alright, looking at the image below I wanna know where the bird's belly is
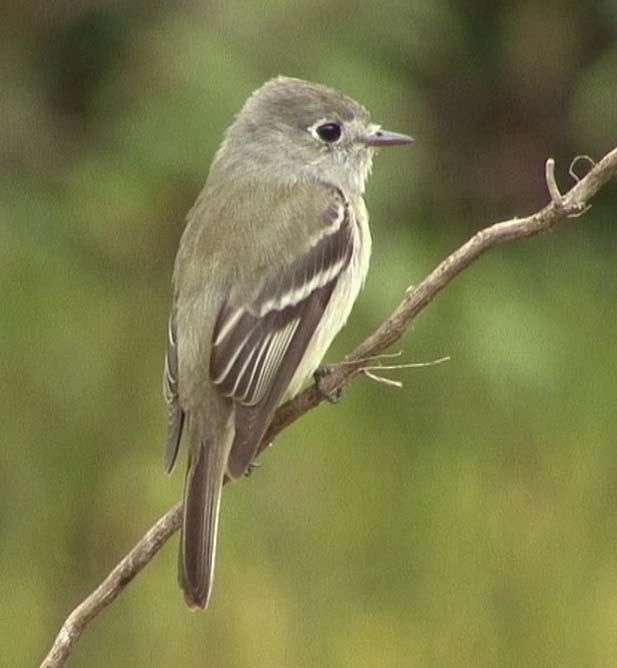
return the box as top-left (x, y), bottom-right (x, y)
top-left (284, 231), bottom-right (371, 400)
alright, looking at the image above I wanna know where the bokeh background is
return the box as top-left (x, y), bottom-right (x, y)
top-left (2, 2), bottom-right (617, 666)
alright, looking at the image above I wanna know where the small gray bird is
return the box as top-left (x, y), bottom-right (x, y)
top-left (163, 76), bottom-right (413, 608)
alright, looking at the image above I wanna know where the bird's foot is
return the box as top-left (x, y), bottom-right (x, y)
top-left (245, 461), bottom-right (262, 478)
top-left (313, 366), bottom-right (343, 404)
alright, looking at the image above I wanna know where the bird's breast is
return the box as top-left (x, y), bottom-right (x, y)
top-left (285, 198), bottom-right (371, 398)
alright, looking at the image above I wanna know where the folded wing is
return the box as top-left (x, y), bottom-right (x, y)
top-left (210, 188), bottom-right (354, 478)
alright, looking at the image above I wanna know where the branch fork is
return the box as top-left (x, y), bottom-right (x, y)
top-left (545, 156), bottom-right (593, 217)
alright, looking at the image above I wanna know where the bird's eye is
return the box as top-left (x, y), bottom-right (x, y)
top-left (315, 122), bottom-right (342, 143)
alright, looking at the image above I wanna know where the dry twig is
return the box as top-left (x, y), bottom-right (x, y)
top-left (361, 356), bottom-right (451, 388)
top-left (39, 148), bottom-right (617, 668)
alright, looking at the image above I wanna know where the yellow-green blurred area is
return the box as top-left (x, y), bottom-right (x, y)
top-left (2, 1), bottom-right (617, 666)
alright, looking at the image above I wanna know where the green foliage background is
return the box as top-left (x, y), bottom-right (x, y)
top-left (2, 2), bottom-right (617, 666)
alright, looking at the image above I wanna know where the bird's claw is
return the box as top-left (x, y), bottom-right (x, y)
top-left (313, 366), bottom-right (343, 404)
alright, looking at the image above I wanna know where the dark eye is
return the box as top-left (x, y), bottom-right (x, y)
top-left (316, 122), bottom-right (341, 143)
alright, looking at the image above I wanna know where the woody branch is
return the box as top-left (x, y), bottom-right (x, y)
top-left (39, 146), bottom-right (617, 668)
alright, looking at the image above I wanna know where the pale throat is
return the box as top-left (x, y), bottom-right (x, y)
top-left (303, 151), bottom-right (374, 195)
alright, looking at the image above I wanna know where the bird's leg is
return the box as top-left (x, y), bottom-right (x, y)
top-left (313, 366), bottom-right (343, 404)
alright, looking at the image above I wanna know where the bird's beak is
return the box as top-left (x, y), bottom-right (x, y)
top-left (360, 129), bottom-right (414, 147)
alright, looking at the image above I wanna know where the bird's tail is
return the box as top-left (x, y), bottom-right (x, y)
top-left (179, 418), bottom-right (233, 609)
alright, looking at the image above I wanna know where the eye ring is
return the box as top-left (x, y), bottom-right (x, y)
top-left (315, 122), bottom-right (342, 143)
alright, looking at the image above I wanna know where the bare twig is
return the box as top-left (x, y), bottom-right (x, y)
top-left (569, 154), bottom-right (595, 182)
top-left (39, 147), bottom-right (617, 668)
top-left (360, 356), bottom-right (451, 389)
top-left (362, 356), bottom-right (451, 371)
top-left (362, 369), bottom-right (404, 388)
top-left (332, 350), bottom-right (405, 365)
top-left (545, 158), bottom-right (564, 207)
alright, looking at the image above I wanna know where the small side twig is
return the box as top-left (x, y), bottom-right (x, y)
top-left (363, 356), bottom-right (451, 372)
top-left (545, 158), bottom-right (564, 207)
top-left (569, 154), bottom-right (595, 182)
top-left (333, 350), bottom-right (405, 366)
top-left (362, 369), bottom-right (404, 388)
top-left (545, 156), bottom-right (589, 216)
top-left (361, 355), bottom-right (451, 389)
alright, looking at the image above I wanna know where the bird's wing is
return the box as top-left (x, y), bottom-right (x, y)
top-left (210, 186), bottom-right (355, 478)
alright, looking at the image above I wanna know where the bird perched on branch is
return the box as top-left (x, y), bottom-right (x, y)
top-left (163, 76), bottom-right (413, 608)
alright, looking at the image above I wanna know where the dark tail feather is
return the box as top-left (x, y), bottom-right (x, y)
top-left (179, 434), bottom-right (229, 609)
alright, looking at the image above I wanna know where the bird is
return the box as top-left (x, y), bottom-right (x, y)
top-left (163, 76), bottom-right (413, 608)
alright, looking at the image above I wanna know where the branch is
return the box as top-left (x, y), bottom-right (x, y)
top-left (39, 147), bottom-right (617, 668)
top-left (263, 148), bottom-right (617, 445)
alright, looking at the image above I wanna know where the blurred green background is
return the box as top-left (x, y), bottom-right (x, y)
top-left (2, 1), bottom-right (617, 666)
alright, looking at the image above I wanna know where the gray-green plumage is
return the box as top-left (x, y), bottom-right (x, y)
top-left (163, 76), bottom-right (413, 608)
